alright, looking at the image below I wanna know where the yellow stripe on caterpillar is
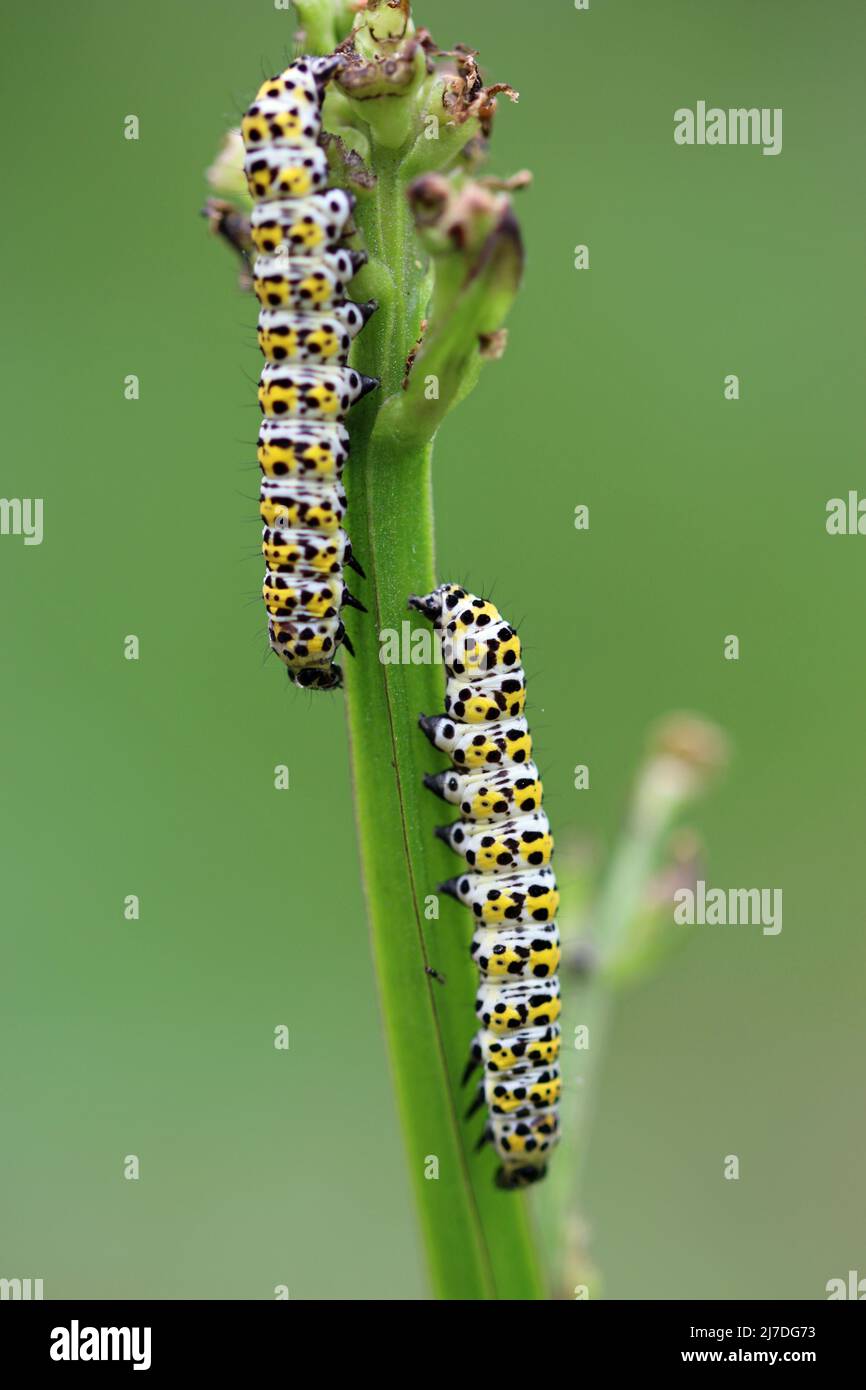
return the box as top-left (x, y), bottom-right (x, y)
top-left (424, 762), bottom-right (542, 820)
top-left (419, 713), bottom-right (533, 769)
top-left (262, 572), bottom-right (344, 621)
top-left (244, 145), bottom-right (330, 201)
top-left (442, 620), bottom-right (522, 680)
top-left (262, 527), bottom-right (349, 575)
top-left (241, 96), bottom-right (322, 151)
top-left (258, 363), bottom-right (378, 421)
top-left (475, 976), bottom-right (562, 1035)
top-left (257, 303), bottom-right (376, 365)
top-left (483, 1066), bottom-right (562, 1117)
top-left (441, 867), bottom-right (560, 926)
top-left (470, 922), bottom-right (561, 980)
top-left (250, 191), bottom-right (356, 257)
top-left (253, 249), bottom-right (366, 312)
top-left (435, 811), bottom-right (553, 872)
top-left (257, 420), bottom-right (350, 480)
top-left (443, 672), bottom-right (527, 724)
top-left (468, 1025), bottom-right (562, 1076)
top-left (486, 1111), bottom-right (560, 1189)
top-left (252, 55), bottom-right (341, 111)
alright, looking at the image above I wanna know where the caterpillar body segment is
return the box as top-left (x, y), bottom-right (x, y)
top-left (470, 921), bottom-right (561, 981)
top-left (413, 584), bottom-right (562, 1189)
top-left (252, 250), bottom-right (367, 314)
top-left (434, 809), bottom-right (553, 872)
top-left (419, 713), bottom-right (533, 769)
top-left (424, 762), bottom-right (543, 825)
top-left (443, 671), bottom-right (527, 724)
top-left (257, 419), bottom-right (350, 480)
top-left (240, 54), bottom-right (378, 690)
top-left (258, 363), bottom-right (378, 423)
top-left (250, 190), bottom-right (356, 257)
top-left (465, 1024), bottom-right (563, 1080)
top-left (441, 866), bottom-right (560, 926)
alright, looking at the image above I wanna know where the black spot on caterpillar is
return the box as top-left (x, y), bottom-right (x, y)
top-left (241, 55), bottom-right (379, 691)
top-left (411, 584), bottom-right (562, 1189)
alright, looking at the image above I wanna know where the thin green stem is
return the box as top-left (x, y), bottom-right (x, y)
top-left (535, 808), bottom-right (677, 1295)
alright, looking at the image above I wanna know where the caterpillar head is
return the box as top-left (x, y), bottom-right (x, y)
top-left (409, 585), bottom-right (500, 632)
top-left (254, 55), bottom-right (343, 109)
top-left (495, 1164), bottom-right (548, 1191)
top-left (408, 589), bottom-right (446, 623)
top-left (269, 617), bottom-right (344, 683)
top-left (294, 54), bottom-right (344, 92)
top-left (291, 664), bottom-right (343, 692)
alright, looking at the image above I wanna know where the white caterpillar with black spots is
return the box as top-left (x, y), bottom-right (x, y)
top-left (412, 584), bottom-right (562, 1189)
top-left (241, 55), bottom-right (378, 691)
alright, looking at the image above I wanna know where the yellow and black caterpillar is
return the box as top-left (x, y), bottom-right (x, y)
top-left (411, 585), bottom-right (562, 1189)
top-left (241, 55), bottom-right (378, 690)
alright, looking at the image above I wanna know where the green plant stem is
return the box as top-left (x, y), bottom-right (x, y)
top-left (291, 0), bottom-right (338, 54)
top-left (342, 155), bottom-right (545, 1300)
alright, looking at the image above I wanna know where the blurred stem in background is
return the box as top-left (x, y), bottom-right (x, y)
top-left (535, 716), bottom-right (728, 1298)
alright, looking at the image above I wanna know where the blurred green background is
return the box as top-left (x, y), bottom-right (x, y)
top-left (1, 0), bottom-right (863, 1299)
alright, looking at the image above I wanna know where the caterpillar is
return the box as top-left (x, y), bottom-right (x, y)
top-left (241, 55), bottom-right (379, 691)
top-left (411, 585), bottom-right (562, 1190)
